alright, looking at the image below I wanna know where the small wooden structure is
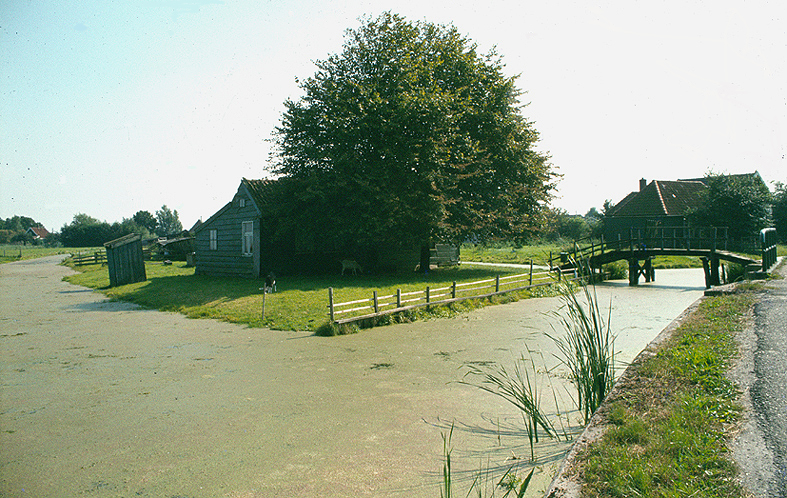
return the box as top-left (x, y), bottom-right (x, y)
top-left (104, 233), bottom-right (146, 287)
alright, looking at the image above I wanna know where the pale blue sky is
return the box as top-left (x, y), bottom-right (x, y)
top-left (2, 0), bottom-right (785, 232)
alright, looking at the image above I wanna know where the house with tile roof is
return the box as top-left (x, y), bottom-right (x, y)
top-left (604, 173), bottom-right (766, 238)
top-left (26, 226), bottom-right (50, 240)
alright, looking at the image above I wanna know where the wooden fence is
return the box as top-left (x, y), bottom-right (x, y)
top-left (72, 251), bottom-right (107, 266)
top-left (328, 263), bottom-right (579, 325)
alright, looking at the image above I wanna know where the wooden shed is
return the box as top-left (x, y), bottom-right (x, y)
top-left (104, 233), bottom-right (147, 287)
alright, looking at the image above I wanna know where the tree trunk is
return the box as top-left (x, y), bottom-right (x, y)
top-left (419, 243), bottom-right (431, 274)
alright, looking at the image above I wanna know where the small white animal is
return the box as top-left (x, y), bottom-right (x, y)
top-left (341, 259), bottom-right (362, 276)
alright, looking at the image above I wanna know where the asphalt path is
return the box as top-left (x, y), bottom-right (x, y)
top-left (733, 262), bottom-right (787, 497)
top-left (1, 256), bottom-right (706, 497)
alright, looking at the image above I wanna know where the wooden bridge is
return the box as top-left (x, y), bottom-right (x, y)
top-left (550, 227), bottom-right (778, 288)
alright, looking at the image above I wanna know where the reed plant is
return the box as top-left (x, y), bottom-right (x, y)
top-left (461, 353), bottom-right (555, 461)
top-left (549, 279), bottom-right (615, 424)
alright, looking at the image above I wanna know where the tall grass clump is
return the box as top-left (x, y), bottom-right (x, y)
top-left (440, 422), bottom-right (535, 498)
top-left (549, 279), bottom-right (615, 424)
top-left (461, 353), bottom-right (555, 461)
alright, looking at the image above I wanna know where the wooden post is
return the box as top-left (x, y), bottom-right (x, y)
top-left (495, 275), bottom-right (500, 293)
top-left (328, 287), bottom-right (335, 322)
top-left (261, 288), bottom-right (267, 320)
top-left (529, 259), bottom-right (533, 286)
top-left (373, 290), bottom-right (379, 313)
top-left (397, 288), bottom-right (402, 308)
top-left (451, 281), bottom-right (457, 299)
top-left (426, 286), bottom-right (431, 304)
top-left (701, 257), bottom-right (711, 289)
top-left (628, 259), bottom-right (639, 286)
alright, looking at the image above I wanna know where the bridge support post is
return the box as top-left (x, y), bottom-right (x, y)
top-left (628, 258), bottom-right (639, 286)
top-left (701, 257), bottom-right (711, 289)
top-left (710, 254), bottom-right (720, 286)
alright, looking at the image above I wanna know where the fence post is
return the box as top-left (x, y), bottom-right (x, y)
top-left (451, 281), bottom-right (457, 299)
top-left (397, 288), bottom-right (402, 308)
top-left (328, 287), bottom-right (335, 322)
top-left (426, 286), bottom-right (431, 304)
top-left (529, 259), bottom-right (533, 286)
top-left (495, 275), bottom-right (500, 293)
top-left (373, 290), bottom-right (379, 314)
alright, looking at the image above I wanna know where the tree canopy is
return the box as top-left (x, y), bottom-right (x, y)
top-left (269, 13), bottom-right (556, 254)
top-left (689, 173), bottom-right (772, 240)
top-left (155, 205), bottom-right (183, 237)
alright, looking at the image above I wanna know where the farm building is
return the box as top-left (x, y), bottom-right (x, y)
top-left (26, 226), bottom-right (50, 240)
top-left (193, 178), bottom-right (434, 278)
top-left (604, 172), bottom-right (766, 237)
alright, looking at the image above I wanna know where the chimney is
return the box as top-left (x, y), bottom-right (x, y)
top-left (640, 178), bottom-right (647, 191)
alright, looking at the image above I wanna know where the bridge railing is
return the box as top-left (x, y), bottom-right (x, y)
top-left (761, 228), bottom-right (778, 271)
top-left (549, 226), bottom-right (730, 270)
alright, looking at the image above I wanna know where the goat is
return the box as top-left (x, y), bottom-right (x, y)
top-left (264, 272), bottom-right (277, 293)
top-left (340, 259), bottom-right (362, 276)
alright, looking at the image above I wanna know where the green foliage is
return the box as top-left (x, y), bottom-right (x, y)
top-left (549, 280), bottom-right (615, 424)
top-left (155, 205), bottom-right (183, 236)
top-left (773, 181), bottom-right (787, 242)
top-left (270, 12), bottom-right (556, 251)
top-left (689, 172), bottom-right (772, 240)
top-left (461, 353), bottom-right (556, 461)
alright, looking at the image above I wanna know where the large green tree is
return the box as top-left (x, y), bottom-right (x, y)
top-left (155, 205), bottom-right (183, 237)
top-left (690, 173), bottom-right (772, 241)
top-left (270, 13), bottom-right (556, 266)
top-left (773, 181), bottom-right (787, 242)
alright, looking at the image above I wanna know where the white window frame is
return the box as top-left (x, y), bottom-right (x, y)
top-left (209, 229), bottom-right (217, 250)
top-left (242, 221), bottom-right (253, 256)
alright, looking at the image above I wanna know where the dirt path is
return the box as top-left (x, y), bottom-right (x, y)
top-left (0, 256), bottom-right (705, 497)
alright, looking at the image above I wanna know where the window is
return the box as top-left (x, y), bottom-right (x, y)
top-left (239, 198), bottom-right (246, 208)
top-left (209, 229), bottom-right (217, 250)
top-left (242, 221), bottom-right (253, 256)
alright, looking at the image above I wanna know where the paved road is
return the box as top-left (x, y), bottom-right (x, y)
top-left (734, 262), bottom-right (787, 497)
top-left (0, 256), bottom-right (706, 497)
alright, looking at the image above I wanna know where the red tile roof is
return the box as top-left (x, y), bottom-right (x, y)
top-left (27, 226), bottom-right (50, 239)
top-left (609, 180), bottom-right (706, 217)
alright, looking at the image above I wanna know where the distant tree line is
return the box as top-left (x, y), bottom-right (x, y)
top-left (1, 206), bottom-right (185, 248)
top-left (59, 206), bottom-right (183, 247)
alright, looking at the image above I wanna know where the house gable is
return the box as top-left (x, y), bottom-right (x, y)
top-left (193, 180), bottom-right (265, 278)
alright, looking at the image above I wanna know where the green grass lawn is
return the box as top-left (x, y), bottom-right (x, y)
top-left (0, 244), bottom-right (92, 264)
top-left (63, 259), bottom-right (534, 332)
top-left (59, 242), bottom-right (785, 333)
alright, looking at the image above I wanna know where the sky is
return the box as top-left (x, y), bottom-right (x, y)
top-left (2, 0), bottom-right (785, 233)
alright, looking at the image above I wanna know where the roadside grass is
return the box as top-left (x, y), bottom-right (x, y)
top-left (461, 242), bottom-right (564, 266)
top-left (0, 245), bottom-right (89, 264)
top-left (63, 260), bottom-right (535, 332)
top-left (577, 288), bottom-right (759, 498)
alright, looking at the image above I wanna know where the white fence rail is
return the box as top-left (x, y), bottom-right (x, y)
top-left (328, 263), bottom-right (580, 325)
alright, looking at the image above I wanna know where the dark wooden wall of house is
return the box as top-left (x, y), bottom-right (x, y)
top-left (194, 192), bottom-right (261, 278)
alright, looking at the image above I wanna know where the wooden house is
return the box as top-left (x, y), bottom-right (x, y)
top-left (193, 178), bottom-right (427, 278)
top-left (193, 179), bottom-right (270, 278)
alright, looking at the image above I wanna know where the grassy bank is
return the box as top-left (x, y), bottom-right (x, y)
top-left (63, 260), bottom-right (539, 332)
top-left (575, 287), bottom-right (760, 497)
